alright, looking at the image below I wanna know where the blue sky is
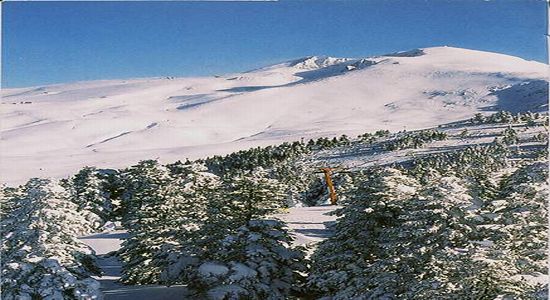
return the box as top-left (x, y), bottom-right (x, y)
top-left (3, 0), bottom-right (547, 88)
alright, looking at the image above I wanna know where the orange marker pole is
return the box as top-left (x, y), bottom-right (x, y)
top-left (321, 168), bottom-right (337, 205)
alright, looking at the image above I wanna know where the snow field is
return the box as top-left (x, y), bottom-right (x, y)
top-left (2, 46), bottom-right (547, 186)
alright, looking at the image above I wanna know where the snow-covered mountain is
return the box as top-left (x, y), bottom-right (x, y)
top-left (1, 46), bottom-right (547, 185)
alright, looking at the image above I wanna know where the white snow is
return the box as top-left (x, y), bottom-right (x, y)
top-left (199, 263), bottom-right (230, 277)
top-left (275, 205), bottom-right (339, 246)
top-left (80, 230), bottom-right (127, 255)
top-left (1, 46), bottom-right (547, 185)
top-left (228, 263), bottom-right (257, 281)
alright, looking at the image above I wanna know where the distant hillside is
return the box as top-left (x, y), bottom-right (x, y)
top-left (1, 46), bottom-right (547, 185)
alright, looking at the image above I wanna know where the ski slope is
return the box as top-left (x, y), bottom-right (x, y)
top-left (1, 46), bottom-right (547, 185)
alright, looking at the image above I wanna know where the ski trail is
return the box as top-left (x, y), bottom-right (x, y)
top-left (276, 205), bottom-right (339, 246)
top-left (80, 231), bottom-right (188, 300)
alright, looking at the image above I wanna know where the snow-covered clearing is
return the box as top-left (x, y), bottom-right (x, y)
top-left (79, 206), bottom-right (338, 299)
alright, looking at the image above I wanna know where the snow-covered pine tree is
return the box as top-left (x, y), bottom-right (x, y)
top-left (416, 258), bottom-right (528, 299)
top-left (220, 168), bottom-right (287, 226)
top-left (479, 161), bottom-right (548, 295)
top-left (330, 172), bottom-right (356, 205)
top-left (1, 178), bottom-right (102, 300)
top-left (471, 113), bottom-right (486, 124)
top-left (184, 168), bottom-right (307, 299)
top-left (396, 175), bottom-right (526, 298)
top-left (157, 162), bottom-right (223, 285)
top-left (309, 166), bottom-right (531, 299)
top-left (502, 126), bottom-right (519, 145)
top-left (118, 160), bottom-right (164, 222)
top-left (378, 175), bottom-right (477, 297)
top-left (273, 157), bottom-right (320, 207)
top-left (0, 185), bottom-right (23, 235)
top-left (467, 171), bottom-right (499, 206)
top-left (119, 160), bottom-right (224, 285)
top-left (383, 129), bottom-right (446, 151)
top-left (407, 142), bottom-right (509, 181)
top-left (191, 220), bottom-right (307, 300)
top-left (67, 166), bottom-right (111, 227)
top-left (307, 167), bottom-right (420, 299)
top-left (118, 160), bottom-right (190, 284)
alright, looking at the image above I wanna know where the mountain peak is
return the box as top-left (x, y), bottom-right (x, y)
top-left (383, 48), bottom-right (425, 57)
top-left (289, 55), bottom-right (352, 70)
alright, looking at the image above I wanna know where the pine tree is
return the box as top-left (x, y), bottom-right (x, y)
top-left (177, 168), bottom-right (307, 299)
top-left (273, 158), bottom-right (319, 207)
top-left (118, 160), bottom-right (188, 284)
top-left (1, 178), bottom-right (102, 300)
top-left (308, 166), bottom-right (533, 299)
top-left (118, 160), bottom-right (226, 285)
top-left (190, 220), bottom-right (306, 300)
top-left (331, 172), bottom-right (355, 204)
top-left (0, 185), bottom-right (23, 235)
top-left (67, 166), bottom-right (111, 227)
top-left (308, 168), bottom-right (420, 298)
top-left (382, 175), bottom-right (476, 297)
top-left (479, 161), bottom-right (548, 294)
top-left (471, 113), bottom-right (486, 124)
top-left (502, 126), bottom-right (519, 145)
top-left (158, 162), bottom-right (223, 285)
top-left (221, 168), bottom-right (287, 226)
top-left (416, 259), bottom-right (528, 299)
top-left (394, 175), bottom-right (526, 298)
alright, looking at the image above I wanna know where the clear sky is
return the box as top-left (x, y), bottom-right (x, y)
top-left (2, 0), bottom-right (547, 88)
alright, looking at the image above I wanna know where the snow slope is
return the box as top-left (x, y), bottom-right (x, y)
top-left (1, 47), bottom-right (547, 185)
